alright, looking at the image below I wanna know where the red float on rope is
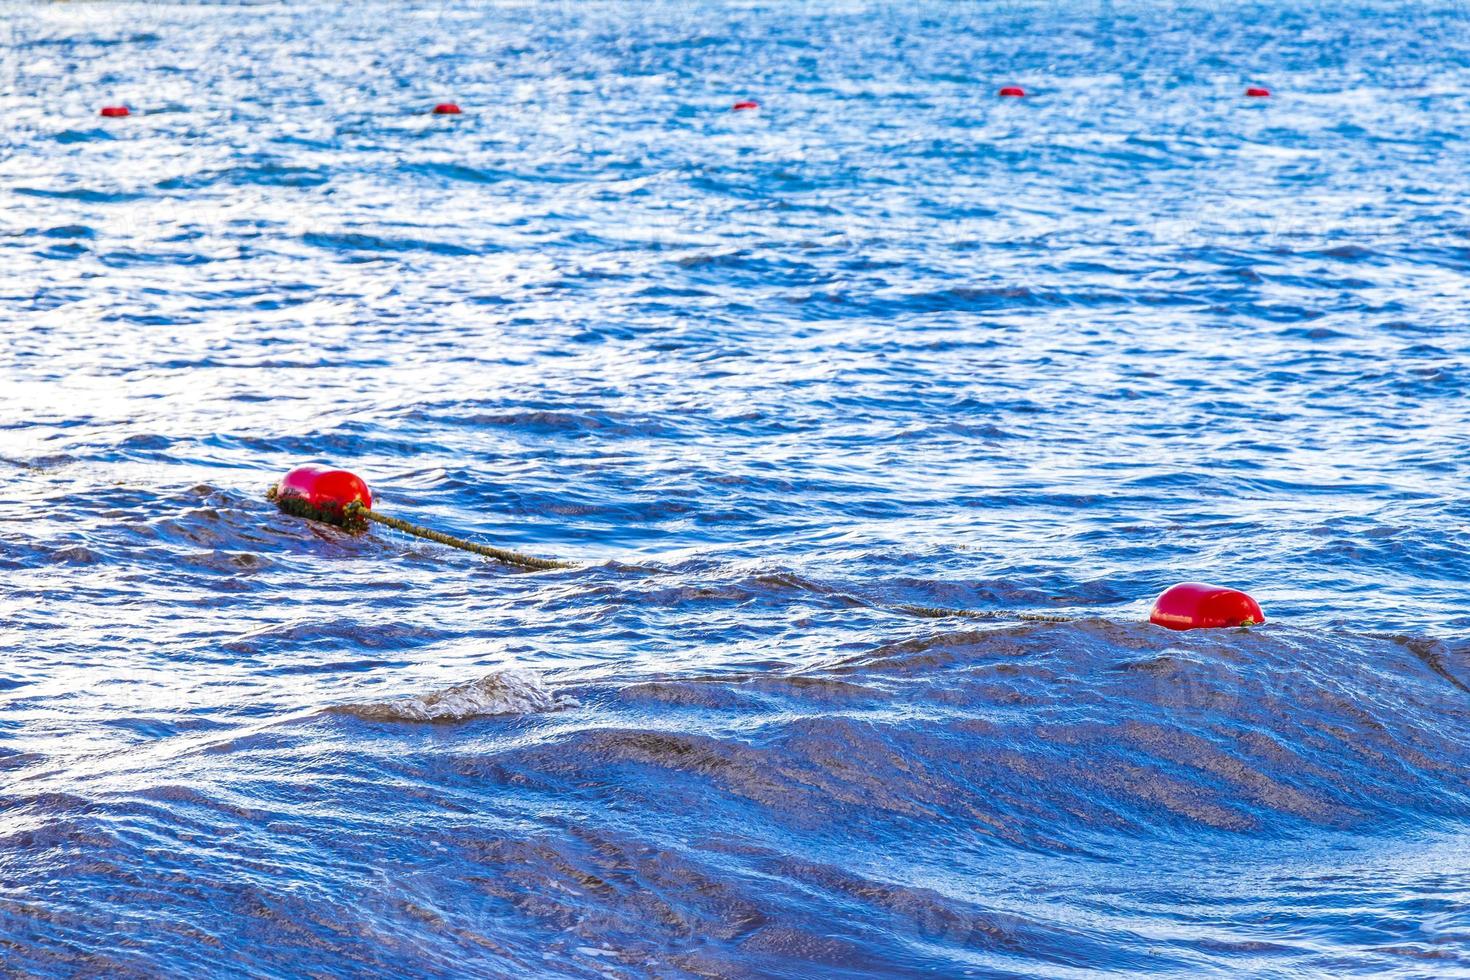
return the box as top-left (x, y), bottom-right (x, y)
top-left (100, 106), bottom-right (130, 117)
top-left (432, 103), bottom-right (462, 115)
top-left (1246, 87), bottom-right (1270, 98)
top-left (272, 464), bottom-right (372, 524)
top-left (732, 100), bottom-right (760, 111)
top-left (1149, 582), bottom-right (1264, 631)
top-left (268, 464), bottom-right (572, 569)
top-left (998, 86), bottom-right (1025, 97)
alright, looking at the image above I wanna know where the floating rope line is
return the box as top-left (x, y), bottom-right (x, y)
top-left (894, 603), bottom-right (1080, 624)
top-left (773, 575), bottom-right (1083, 625)
top-left (267, 464), bottom-right (1265, 630)
top-left (810, 583), bottom-right (1083, 624)
top-left (347, 503), bottom-right (574, 572)
top-left (267, 466), bottom-right (573, 571)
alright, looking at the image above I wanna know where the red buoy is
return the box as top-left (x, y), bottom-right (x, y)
top-left (732, 100), bottom-right (760, 111)
top-left (432, 103), bottom-right (461, 115)
top-left (272, 464), bottom-right (372, 526)
top-left (1149, 582), bottom-right (1264, 631)
top-left (1246, 87), bottom-right (1270, 98)
top-left (100, 106), bottom-right (130, 118)
top-left (998, 86), bottom-right (1025, 97)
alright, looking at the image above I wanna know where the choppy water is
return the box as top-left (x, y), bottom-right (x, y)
top-left (3, 0), bottom-right (1470, 975)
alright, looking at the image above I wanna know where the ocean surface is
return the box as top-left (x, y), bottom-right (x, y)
top-left (3, 1), bottom-right (1469, 975)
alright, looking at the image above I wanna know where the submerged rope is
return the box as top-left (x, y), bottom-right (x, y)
top-left (894, 603), bottom-right (1080, 624)
top-left (346, 503), bottom-right (574, 571)
top-left (753, 573), bottom-right (1082, 627)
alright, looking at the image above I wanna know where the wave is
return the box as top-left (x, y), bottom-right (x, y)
top-left (546, 623), bottom-right (1470, 845)
top-left (330, 669), bottom-right (579, 723)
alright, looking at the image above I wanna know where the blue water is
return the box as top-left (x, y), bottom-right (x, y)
top-left (3, 0), bottom-right (1470, 974)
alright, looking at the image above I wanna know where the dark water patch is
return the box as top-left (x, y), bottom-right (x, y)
top-left (158, 164), bottom-right (332, 191)
top-left (400, 160), bottom-right (516, 185)
top-left (456, 410), bottom-right (687, 440)
top-left (39, 224), bottom-right (97, 240)
top-left (301, 232), bottom-right (480, 257)
top-left (15, 185), bottom-right (147, 203)
top-left (220, 618), bottom-right (456, 657)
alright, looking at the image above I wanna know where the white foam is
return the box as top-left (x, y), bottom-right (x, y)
top-left (341, 669), bottom-right (578, 722)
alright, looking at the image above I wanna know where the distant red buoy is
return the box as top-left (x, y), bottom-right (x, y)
top-left (1246, 87), bottom-right (1270, 98)
top-left (998, 86), bottom-right (1025, 97)
top-left (271, 464), bottom-right (372, 526)
top-left (100, 106), bottom-right (130, 118)
top-left (1149, 582), bottom-right (1264, 631)
top-left (732, 100), bottom-right (760, 111)
top-left (432, 103), bottom-right (461, 115)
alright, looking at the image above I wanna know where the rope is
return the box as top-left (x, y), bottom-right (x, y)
top-left (274, 486), bottom-right (1078, 616)
top-left (894, 602), bottom-right (1080, 624)
top-left (347, 503), bottom-right (575, 571)
top-left (801, 581), bottom-right (1083, 625)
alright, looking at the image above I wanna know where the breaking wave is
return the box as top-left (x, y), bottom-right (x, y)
top-left (331, 669), bottom-right (580, 722)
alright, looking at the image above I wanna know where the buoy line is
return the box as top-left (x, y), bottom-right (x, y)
top-left (268, 463), bottom-right (1265, 631)
top-left (266, 464), bottom-right (572, 571)
top-left (94, 84), bottom-right (1280, 124)
top-left (896, 603), bottom-right (1079, 624)
top-left (350, 505), bottom-right (574, 571)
